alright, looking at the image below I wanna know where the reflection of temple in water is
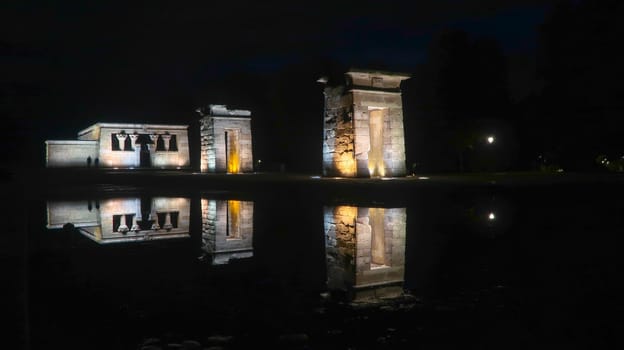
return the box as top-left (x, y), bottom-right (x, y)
top-left (201, 199), bottom-right (254, 264)
top-left (46, 197), bottom-right (191, 243)
top-left (324, 206), bottom-right (406, 301)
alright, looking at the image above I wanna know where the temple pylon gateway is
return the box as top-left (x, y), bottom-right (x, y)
top-left (197, 105), bottom-right (254, 173)
top-left (320, 69), bottom-right (410, 177)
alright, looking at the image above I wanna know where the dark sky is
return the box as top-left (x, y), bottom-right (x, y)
top-left (2, 0), bottom-right (556, 168)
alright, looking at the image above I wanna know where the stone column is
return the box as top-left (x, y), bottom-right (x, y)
top-left (149, 212), bottom-right (160, 230)
top-left (130, 215), bottom-right (140, 233)
top-left (163, 212), bottom-right (173, 231)
top-left (116, 133), bottom-right (128, 150)
top-left (129, 133), bottom-right (140, 149)
top-left (118, 215), bottom-right (129, 234)
top-left (147, 133), bottom-right (158, 154)
top-left (129, 133), bottom-right (140, 166)
top-left (161, 134), bottom-right (172, 151)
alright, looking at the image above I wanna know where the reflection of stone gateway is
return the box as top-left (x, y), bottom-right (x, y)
top-left (324, 205), bottom-right (406, 301)
top-left (201, 199), bottom-right (254, 264)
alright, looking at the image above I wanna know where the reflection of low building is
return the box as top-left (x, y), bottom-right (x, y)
top-left (45, 123), bottom-right (190, 168)
top-left (47, 197), bottom-right (191, 243)
top-left (201, 199), bottom-right (254, 264)
top-left (324, 206), bottom-right (406, 301)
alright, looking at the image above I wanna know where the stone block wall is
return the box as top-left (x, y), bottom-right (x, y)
top-left (45, 141), bottom-right (98, 167)
top-left (323, 86), bottom-right (356, 177)
top-left (324, 206), bottom-right (357, 291)
top-left (46, 200), bottom-right (99, 228)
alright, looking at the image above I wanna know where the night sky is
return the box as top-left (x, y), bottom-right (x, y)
top-left (4, 0), bottom-right (621, 172)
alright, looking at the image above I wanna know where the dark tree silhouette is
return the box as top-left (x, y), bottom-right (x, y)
top-left (533, 0), bottom-right (624, 170)
top-left (407, 29), bottom-right (513, 172)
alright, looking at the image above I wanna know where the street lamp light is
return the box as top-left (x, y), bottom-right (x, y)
top-left (487, 136), bottom-right (495, 144)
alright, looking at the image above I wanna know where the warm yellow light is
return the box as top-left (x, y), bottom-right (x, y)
top-left (368, 109), bottom-right (384, 177)
top-left (226, 131), bottom-right (240, 174)
top-left (335, 154), bottom-right (356, 177)
top-left (370, 207), bottom-right (387, 268)
top-left (335, 206), bottom-right (357, 225)
top-left (227, 200), bottom-right (241, 239)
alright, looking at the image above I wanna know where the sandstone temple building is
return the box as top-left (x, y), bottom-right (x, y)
top-left (320, 69), bottom-right (410, 177)
top-left (45, 123), bottom-right (190, 168)
top-left (198, 105), bottom-right (254, 173)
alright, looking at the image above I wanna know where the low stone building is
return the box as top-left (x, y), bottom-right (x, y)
top-left (324, 205), bottom-right (406, 301)
top-left (45, 123), bottom-right (190, 168)
top-left (198, 105), bottom-right (253, 173)
top-left (320, 69), bottom-right (410, 177)
top-left (201, 198), bottom-right (254, 264)
top-left (46, 197), bottom-right (191, 244)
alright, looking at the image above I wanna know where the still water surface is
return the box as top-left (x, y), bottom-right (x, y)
top-left (20, 182), bottom-right (624, 349)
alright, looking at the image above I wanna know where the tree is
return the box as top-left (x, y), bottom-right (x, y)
top-left (408, 29), bottom-right (512, 172)
top-left (535, 0), bottom-right (624, 170)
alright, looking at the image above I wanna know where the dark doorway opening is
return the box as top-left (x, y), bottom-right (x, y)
top-left (140, 142), bottom-right (151, 167)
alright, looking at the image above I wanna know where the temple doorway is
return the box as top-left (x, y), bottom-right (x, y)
top-left (225, 130), bottom-right (240, 174)
top-left (140, 142), bottom-right (151, 167)
top-left (370, 207), bottom-right (387, 268)
top-left (368, 109), bottom-right (385, 177)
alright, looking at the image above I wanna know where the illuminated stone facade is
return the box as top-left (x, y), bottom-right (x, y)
top-left (324, 205), bottom-right (406, 301)
top-left (47, 197), bottom-right (191, 244)
top-left (45, 123), bottom-right (190, 168)
top-left (321, 69), bottom-right (410, 177)
top-left (198, 105), bottom-right (253, 173)
top-left (201, 198), bottom-right (254, 264)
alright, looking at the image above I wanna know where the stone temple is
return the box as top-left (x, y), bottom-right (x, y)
top-left (198, 105), bottom-right (253, 173)
top-left (45, 123), bottom-right (190, 168)
top-left (320, 69), bottom-right (410, 177)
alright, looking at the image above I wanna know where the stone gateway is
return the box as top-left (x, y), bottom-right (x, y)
top-left (197, 105), bottom-right (254, 173)
top-left (320, 69), bottom-right (410, 177)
